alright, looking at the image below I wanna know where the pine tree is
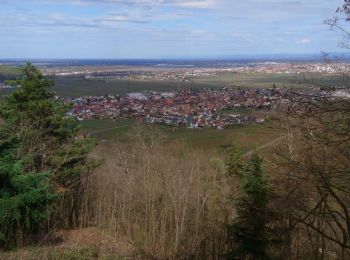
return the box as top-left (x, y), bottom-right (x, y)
top-left (227, 146), bottom-right (244, 176)
top-left (0, 64), bottom-right (98, 184)
top-left (0, 139), bottom-right (57, 248)
top-left (228, 153), bottom-right (270, 260)
top-left (0, 63), bottom-right (99, 248)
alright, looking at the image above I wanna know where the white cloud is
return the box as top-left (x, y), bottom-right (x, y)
top-left (37, 0), bottom-right (217, 9)
top-left (168, 0), bottom-right (216, 9)
top-left (297, 38), bottom-right (312, 44)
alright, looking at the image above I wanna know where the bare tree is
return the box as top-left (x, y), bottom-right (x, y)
top-left (326, 0), bottom-right (350, 50)
top-left (272, 85), bottom-right (350, 258)
top-left (268, 3), bottom-right (350, 258)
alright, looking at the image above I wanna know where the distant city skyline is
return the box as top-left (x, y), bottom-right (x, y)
top-left (0, 0), bottom-right (347, 59)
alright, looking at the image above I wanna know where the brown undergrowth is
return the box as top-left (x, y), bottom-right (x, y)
top-left (78, 139), bottom-right (232, 259)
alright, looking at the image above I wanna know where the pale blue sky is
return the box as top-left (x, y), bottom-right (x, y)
top-left (0, 0), bottom-right (347, 58)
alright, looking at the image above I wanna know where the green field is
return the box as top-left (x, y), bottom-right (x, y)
top-left (0, 65), bottom-right (22, 82)
top-left (1, 72), bottom-right (345, 99)
top-left (0, 65), bottom-right (22, 75)
top-left (79, 118), bottom-right (134, 138)
top-left (192, 73), bottom-right (296, 88)
top-left (79, 119), bottom-right (285, 154)
top-left (52, 77), bottom-right (221, 97)
top-left (49, 72), bottom-right (346, 97)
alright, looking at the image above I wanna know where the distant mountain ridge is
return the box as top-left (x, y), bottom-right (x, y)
top-left (1, 53), bottom-right (350, 68)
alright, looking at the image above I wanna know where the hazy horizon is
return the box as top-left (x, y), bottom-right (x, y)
top-left (1, 52), bottom-right (350, 61)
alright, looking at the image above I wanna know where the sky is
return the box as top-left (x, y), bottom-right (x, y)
top-left (0, 0), bottom-right (347, 59)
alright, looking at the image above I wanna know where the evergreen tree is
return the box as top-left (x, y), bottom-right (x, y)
top-left (0, 64), bottom-right (98, 184)
top-left (0, 63), bottom-right (98, 248)
top-left (0, 138), bottom-right (57, 248)
top-left (227, 146), bottom-right (244, 176)
top-left (228, 153), bottom-right (270, 260)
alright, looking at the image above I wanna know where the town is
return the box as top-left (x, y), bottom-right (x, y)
top-left (42, 62), bottom-right (350, 81)
top-left (0, 83), bottom-right (13, 89)
top-left (67, 88), bottom-right (287, 129)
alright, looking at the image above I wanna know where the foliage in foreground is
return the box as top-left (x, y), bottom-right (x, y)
top-left (226, 150), bottom-right (273, 260)
top-left (0, 141), bottom-right (57, 248)
top-left (0, 64), bottom-right (98, 249)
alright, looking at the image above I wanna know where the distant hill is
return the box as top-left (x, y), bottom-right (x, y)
top-left (1, 53), bottom-right (350, 69)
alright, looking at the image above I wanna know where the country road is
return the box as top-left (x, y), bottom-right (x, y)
top-left (243, 134), bottom-right (288, 157)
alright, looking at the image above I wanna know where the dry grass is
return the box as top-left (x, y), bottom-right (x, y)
top-left (0, 228), bottom-right (135, 260)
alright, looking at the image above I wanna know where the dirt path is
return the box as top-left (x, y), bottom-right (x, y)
top-left (87, 124), bottom-right (131, 137)
top-left (243, 134), bottom-right (287, 157)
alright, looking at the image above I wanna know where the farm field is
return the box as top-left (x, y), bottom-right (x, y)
top-left (51, 72), bottom-right (346, 97)
top-left (79, 118), bottom-right (286, 154)
top-left (1, 72), bottom-right (345, 99)
top-left (191, 72), bottom-right (345, 88)
top-left (0, 65), bottom-right (22, 75)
